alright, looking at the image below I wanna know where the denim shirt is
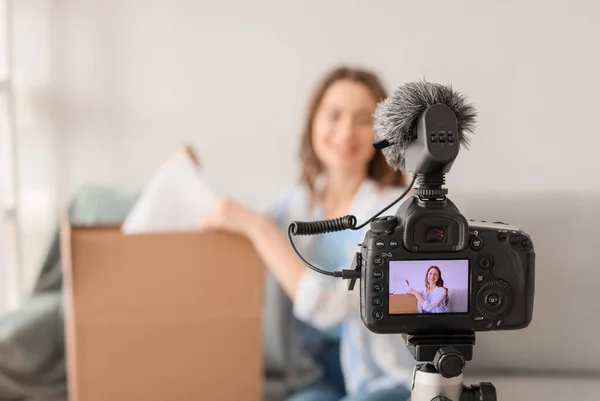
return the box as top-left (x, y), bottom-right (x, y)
top-left (263, 178), bottom-right (416, 396)
top-left (418, 286), bottom-right (450, 313)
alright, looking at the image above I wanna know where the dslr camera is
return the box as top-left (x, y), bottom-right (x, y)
top-left (360, 192), bottom-right (535, 336)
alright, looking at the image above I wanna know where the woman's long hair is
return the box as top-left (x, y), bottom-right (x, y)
top-left (424, 266), bottom-right (449, 306)
top-left (298, 66), bottom-right (408, 200)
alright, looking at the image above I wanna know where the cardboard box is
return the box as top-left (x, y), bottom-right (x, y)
top-left (60, 224), bottom-right (264, 401)
top-left (389, 294), bottom-right (418, 314)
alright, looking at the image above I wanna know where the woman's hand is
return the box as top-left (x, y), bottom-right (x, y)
top-left (405, 280), bottom-right (418, 296)
top-left (406, 285), bottom-right (424, 303)
top-left (200, 197), bottom-right (265, 238)
top-left (201, 196), bottom-right (304, 300)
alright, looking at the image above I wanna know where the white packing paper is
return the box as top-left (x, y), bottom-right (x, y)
top-left (121, 148), bottom-right (217, 234)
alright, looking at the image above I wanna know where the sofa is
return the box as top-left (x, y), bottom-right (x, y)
top-left (456, 191), bottom-right (600, 399)
top-left (0, 187), bottom-right (598, 400)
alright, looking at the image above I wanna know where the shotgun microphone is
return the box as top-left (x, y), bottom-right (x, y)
top-left (373, 80), bottom-right (477, 174)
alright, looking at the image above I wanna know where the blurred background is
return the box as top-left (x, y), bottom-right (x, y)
top-left (0, 0), bottom-right (599, 397)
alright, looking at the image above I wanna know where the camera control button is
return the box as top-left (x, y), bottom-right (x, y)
top-left (469, 237), bottom-right (484, 251)
top-left (497, 232), bottom-right (507, 241)
top-left (475, 319), bottom-right (493, 330)
top-left (373, 270), bottom-right (384, 279)
top-left (477, 255), bottom-right (494, 270)
top-left (510, 235), bottom-right (519, 244)
top-left (372, 297), bottom-right (383, 306)
top-left (372, 310), bottom-right (383, 320)
top-left (374, 257), bottom-right (383, 265)
top-left (476, 280), bottom-right (512, 318)
top-left (485, 293), bottom-right (501, 307)
top-left (375, 239), bottom-right (385, 249)
top-left (389, 239), bottom-right (399, 248)
top-left (373, 283), bottom-right (383, 293)
top-left (522, 239), bottom-right (531, 248)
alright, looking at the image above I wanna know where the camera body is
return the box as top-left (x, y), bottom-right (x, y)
top-left (359, 196), bottom-right (535, 335)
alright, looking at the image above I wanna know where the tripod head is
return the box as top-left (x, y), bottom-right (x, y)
top-left (406, 332), bottom-right (475, 378)
top-left (406, 332), bottom-right (496, 401)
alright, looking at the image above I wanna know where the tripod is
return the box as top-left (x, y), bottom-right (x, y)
top-left (406, 333), bottom-right (496, 401)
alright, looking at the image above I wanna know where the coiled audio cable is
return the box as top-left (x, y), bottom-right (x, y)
top-left (287, 176), bottom-right (416, 278)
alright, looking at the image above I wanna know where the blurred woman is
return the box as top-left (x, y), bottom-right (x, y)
top-left (202, 66), bottom-right (415, 401)
top-left (406, 266), bottom-right (450, 314)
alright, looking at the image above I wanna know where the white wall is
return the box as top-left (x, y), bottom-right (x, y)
top-left (1, 0), bottom-right (59, 305)
top-left (50, 0), bottom-right (600, 208)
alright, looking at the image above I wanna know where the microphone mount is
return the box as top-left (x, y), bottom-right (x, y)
top-left (415, 173), bottom-right (448, 200)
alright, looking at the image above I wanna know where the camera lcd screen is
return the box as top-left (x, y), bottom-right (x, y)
top-left (388, 259), bottom-right (469, 314)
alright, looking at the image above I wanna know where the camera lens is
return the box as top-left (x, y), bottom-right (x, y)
top-left (425, 227), bottom-right (446, 243)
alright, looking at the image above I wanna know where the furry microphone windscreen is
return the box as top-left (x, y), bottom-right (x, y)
top-left (373, 80), bottom-right (478, 171)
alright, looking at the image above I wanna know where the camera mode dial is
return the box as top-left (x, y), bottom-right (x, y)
top-left (370, 216), bottom-right (399, 234)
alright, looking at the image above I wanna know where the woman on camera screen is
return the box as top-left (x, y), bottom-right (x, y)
top-left (406, 266), bottom-right (450, 313)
